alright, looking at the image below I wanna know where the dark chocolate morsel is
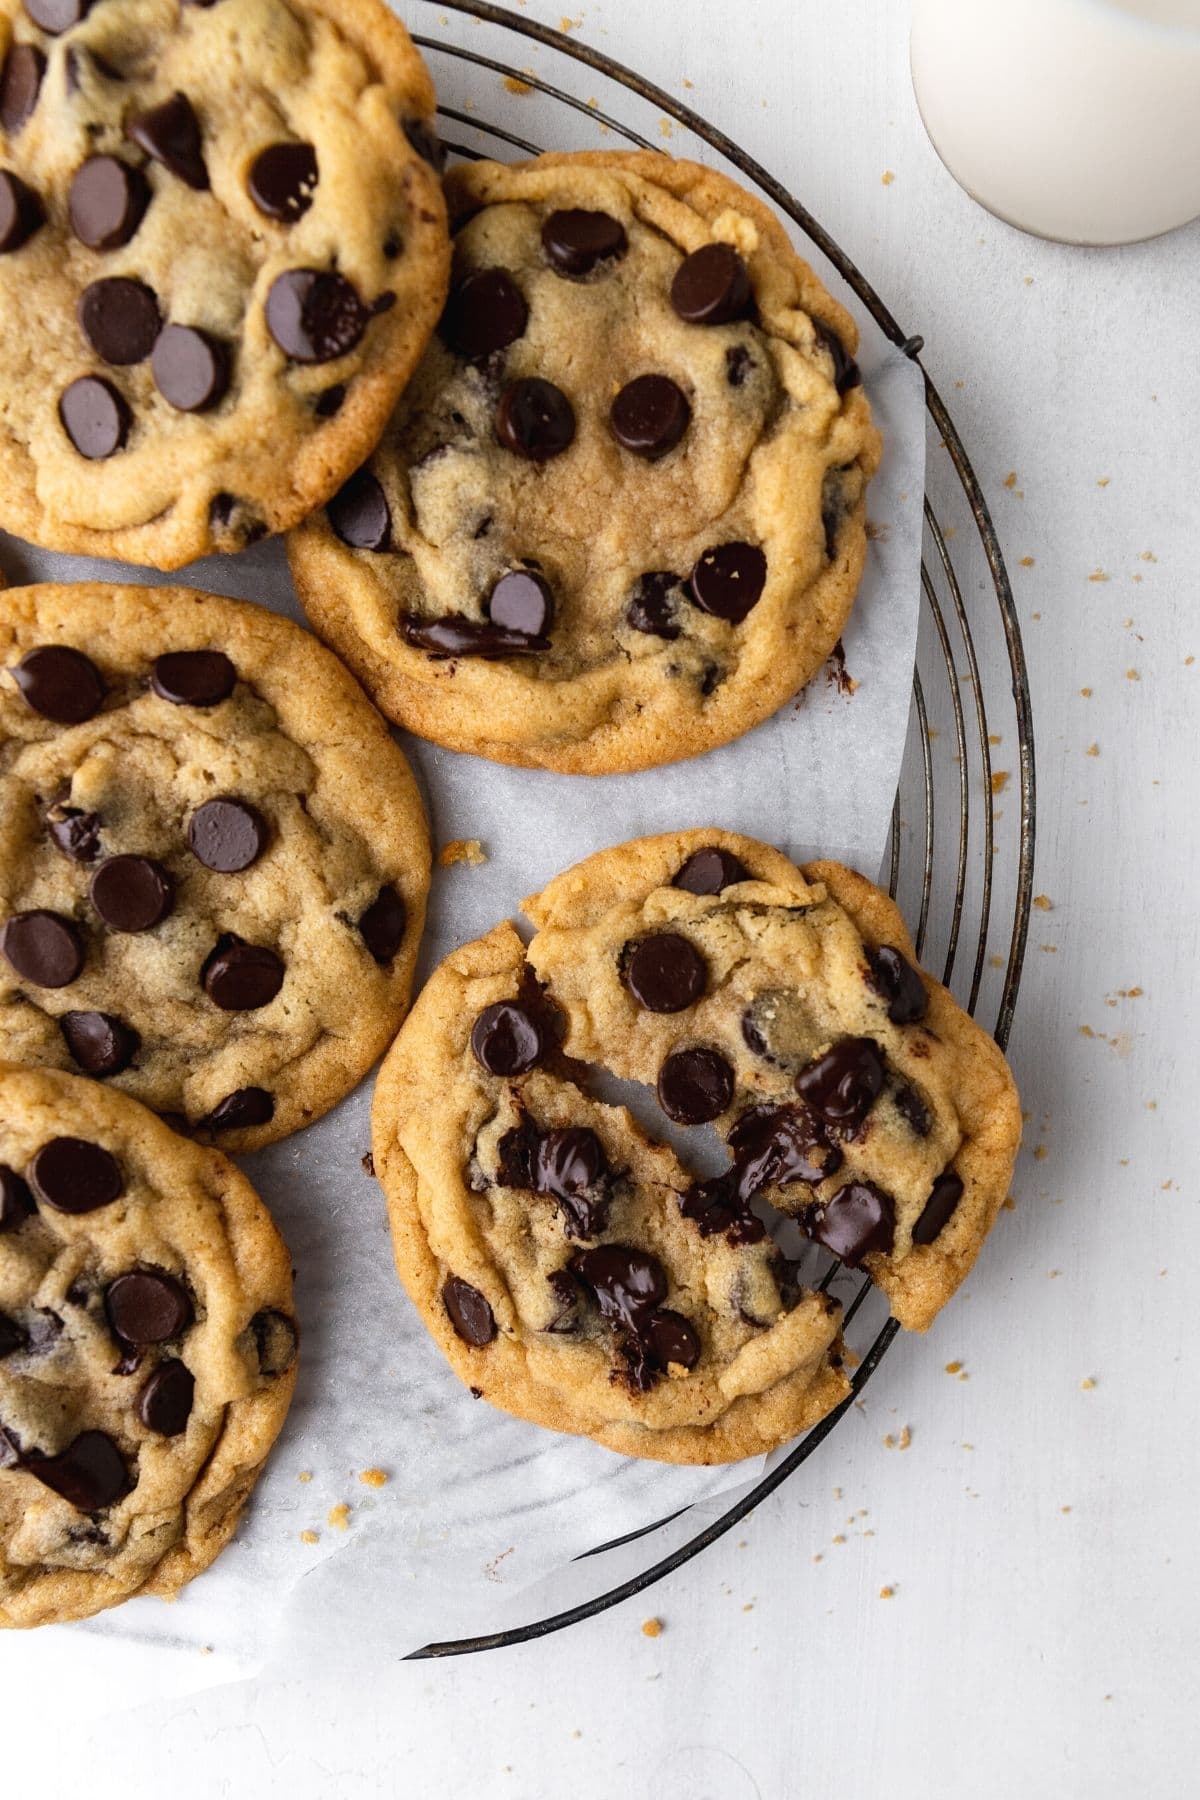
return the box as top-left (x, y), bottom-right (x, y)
top-left (0, 1313), bottom-right (25, 1358)
top-left (10, 644), bottom-right (103, 722)
top-left (29, 1136), bottom-right (123, 1214)
top-left (625, 570), bottom-right (682, 639)
top-left (689, 541), bottom-right (767, 623)
top-left (0, 168), bottom-right (42, 251)
top-left (401, 614), bottom-right (548, 659)
top-left (126, 91), bottom-right (208, 189)
top-left (487, 568), bottom-right (553, 637)
top-left (78, 277), bottom-right (161, 365)
top-left (545, 1267), bottom-right (582, 1333)
top-left (187, 798), bottom-right (267, 873)
top-left (641, 1308), bottom-right (700, 1372)
top-left (23, 1430), bottom-right (128, 1511)
top-left (201, 936), bottom-right (285, 1011)
top-left (726, 1102), bottom-right (842, 1196)
top-left (0, 1166), bottom-right (34, 1232)
top-left (657, 1046), bottom-right (734, 1125)
top-left (358, 884), bottom-right (407, 965)
top-left (266, 268), bottom-right (371, 363)
top-left (47, 805), bottom-right (102, 862)
top-left (912, 1169), bottom-right (964, 1246)
top-left (813, 318), bottom-right (862, 395)
top-left (202, 1087), bottom-right (274, 1132)
top-left (670, 242), bottom-right (752, 325)
top-left (137, 1360), bottom-right (194, 1435)
top-left (89, 855), bottom-right (174, 932)
top-left (725, 343), bottom-right (754, 387)
top-left (610, 373), bottom-right (690, 460)
top-left (0, 42), bottom-right (45, 133)
top-left (250, 1308), bottom-right (298, 1375)
top-left (152, 324), bottom-right (230, 412)
top-left (441, 267), bottom-right (527, 361)
top-left (1, 910), bottom-right (84, 986)
top-left (470, 1000), bottom-right (547, 1076)
top-left (60, 1010), bottom-right (139, 1077)
top-left (622, 932), bottom-right (706, 1013)
top-left (151, 649), bottom-right (236, 707)
top-left (25, 0), bottom-right (94, 31)
top-left (534, 1127), bottom-right (611, 1239)
top-left (495, 376), bottom-right (575, 461)
top-left (68, 155), bottom-right (149, 250)
top-left (807, 1180), bottom-right (895, 1265)
top-left (59, 376), bottom-right (130, 460)
top-left (315, 382), bottom-right (346, 417)
top-left (894, 1083), bottom-right (932, 1138)
top-left (867, 944), bottom-right (929, 1025)
top-left (328, 469), bottom-right (391, 550)
top-left (541, 208), bottom-right (627, 277)
top-left (570, 1243), bottom-right (666, 1333)
top-left (403, 114), bottom-right (445, 172)
top-left (443, 1275), bottom-right (496, 1347)
top-left (795, 1036), bottom-right (886, 1129)
top-left (248, 140), bottom-right (317, 221)
top-left (673, 845), bottom-right (749, 895)
top-left (105, 1269), bottom-right (193, 1345)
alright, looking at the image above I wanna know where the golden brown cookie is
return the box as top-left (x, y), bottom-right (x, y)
top-left (290, 151), bottom-right (882, 774)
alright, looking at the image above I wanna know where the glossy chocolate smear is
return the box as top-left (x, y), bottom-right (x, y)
top-left (78, 277), bottom-right (160, 364)
top-left (623, 1307), bottom-right (701, 1390)
top-left (248, 140), bottom-right (317, 221)
top-left (126, 91), bottom-right (208, 188)
top-left (487, 568), bottom-right (553, 637)
top-left (912, 1169), bottom-right (963, 1246)
top-left (657, 1046), bottom-right (733, 1125)
top-left (673, 846), bottom-right (748, 895)
top-left (689, 541), bottom-right (767, 623)
top-left (328, 469), bottom-right (391, 550)
top-left (137, 1359), bottom-right (194, 1435)
top-left (496, 376), bottom-right (575, 461)
top-left (90, 855), bottom-right (173, 932)
top-left (47, 805), bottom-right (102, 862)
top-left (201, 936), bottom-right (284, 1011)
top-left (533, 1127), bottom-right (612, 1239)
top-left (187, 798), bottom-right (267, 873)
top-left (60, 376), bottom-right (130, 460)
top-left (24, 1430), bottom-right (129, 1511)
top-left (68, 155), bottom-right (149, 250)
top-left (1, 910), bottom-right (84, 986)
top-left (470, 999), bottom-right (547, 1076)
top-left (11, 644), bottom-right (103, 722)
top-left (807, 1180), bottom-right (895, 1264)
top-left (401, 614), bottom-right (548, 659)
top-left (545, 1266), bottom-right (582, 1333)
top-left (25, 0), bottom-right (93, 31)
top-left (569, 1243), bottom-right (666, 1333)
top-left (813, 319), bottom-right (862, 395)
top-left (358, 884), bottom-right (407, 965)
top-left (266, 269), bottom-right (371, 363)
top-left (622, 932), bottom-right (706, 1013)
top-left (29, 1136), bottom-right (123, 1214)
top-left (443, 1275), bottom-right (496, 1347)
top-left (441, 267), bottom-right (527, 361)
top-left (202, 1087), bottom-right (274, 1132)
top-left (795, 1037), bottom-right (885, 1130)
top-left (152, 324), bottom-right (230, 411)
top-left (494, 1117), bottom-right (539, 1190)
top-left (60, 1010), bottom-right (139, 1077)
top-left (0, 42), bottom-right (45, 133)
top-left (867, 944), bottom-right (929, 1025)
top-left (151, 649), bottom-right (235, 707)
top-left (670, 242), bottom-right (751, 325)
top-left (542, 208), bottom-right (627, 277)
top-left (626, 570), bottom-right (682, 639)
top-left (0, 168), bottom-right (42, 252)
top-left (0, 1165), bottom-right (34, 1232)
top-left (728, 1103), bottom-right (843, 1193)
top-left (610, 373), bottom-right (690, 460)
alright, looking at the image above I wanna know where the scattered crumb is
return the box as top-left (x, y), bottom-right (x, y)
top-left (641, 1617), bottom-right (663, 1638)
top-left (361, 1151), bottom-right (375, 1176)
top-left (359, 1468), bottom-right (388, 1489)
top-left (1080, 686), bottom-right (1092, 697)
top-left (559, 14), bottom-right (579, 29)
top-left (1019, 555), bottom-right (1035, 567)
top-left (503, 73), bottom-right (533, 95)
top-left (991, 771), bottom-right (1010, 795)
top-left (199, 1645), bottom-right (214, 1657)
top-left (1086, 743), bottom-right (1100, 757)
top-left (1096, 476), bottom-right (1110, 487)
top-left (899, 1426), bottom-right (912, 1451)
top-left (327, 1502), bottom-right (351, 1531)
top-left (882, 1433), bottom-right (896, 1450)
top-left (1088, 569), bottom-right (1110, 583)
top-left (1140, 550), bottom-right (1157, 563)
top-left (988, 732), bottom-right (1002, 746)
top-left (1033, 893), bottom-right (1052, 911)
top-left (1033, 1145), bottom-right (1048, 1162)
top-left (682, 77), bottom-right (694, 89)
top-left (742, 1602), bottom-right (755, 1613)
top-left (944, 1361), bottom-right (964, 1375)
top-left (298, 1470), bottom-right (312, 1484)
top-left (1039, 944), bottom-right (1057, 953)
top-left (1023, 276), bottom-right (1033, 287)
top-left (1061, 1505), bottom-right (1072, 1514)
top-left (1002, 1194), bottom-right (1016, 1210)
top-left (1081, 1377), bottom-right (1096, 1391)
top-left (879, 1586), bottom-right (896, 1600)
top-left (989, 953), bottom-right (1005, 969)
top-left (1048, 1269), bottom-right (1060, 1279)
top-left (438, 838), bottom-right (487, 867)
top-left (832, 1534), bottom-right (847, 1545)
top-left (300, 1529), bottom-right (319, 1545)
top-left (1126, 668), bottom-right (1140, 681)
top-left (1002, 471), bottom-right (1017, 489)
top-left (812, 1553), bottom-right (823, 1563)
top-left (881, 170), bottom-right (895, 186)
top-left (658, 116), bottom-right (673, 138)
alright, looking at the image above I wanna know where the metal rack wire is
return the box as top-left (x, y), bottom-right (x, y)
top-left (403, 0), bottom-right (1037, 1659)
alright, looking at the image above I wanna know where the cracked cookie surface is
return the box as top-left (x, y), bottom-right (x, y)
top-left (290, 151), bottom-right (882, 775)
top-left (0, 582), bottom-right (429, 1150)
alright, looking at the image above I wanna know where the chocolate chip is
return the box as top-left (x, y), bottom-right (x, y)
top-left (10, 644), bottom-right (103, 722)
top-left (0, 169), bottom-right (41, 252)
top-left (570, 1244), bottom-right (666, 1333)
top-left (137, 1360), bottom-right (193, 1435)
top-left (1, 910), bottom-right (84, 986)
top-left (248, 140), bottom-right (317, 221)
top-left (541, 208), bottom-right (627, 277)
top-left (68, 155), bottom-right (149, 249)
top-left (151, 649), bottom-right (235, 707)
top-left (534, 1127), bottom-right (612, 1239)
top-left (352, 884), bottom-right (405, 967)
top-left (403, 114), bottom-right (445, 171)
top-left (610, 374), bottom-right (690, 460)
top-left (673, 846), bottom-right (749, 895)
top-left (328, 468), bottom-right (391, 550)
top-left (626, 570), bottom-right (682, 639)
top-left (78, 278), bottom-right (161, 364)
top-left (686, 1104), bottom-right (843, 1242)
top-left (725, 344), bottom-right (754, 387)
top-left (657, 1046), bottom-right (733, 1124)
top-left (495, 377), bottom-right (575, 461)
top-left (670, 242), bottom-right (752, 325)
top-left (912, 1170), bottom-right (963, 1246)
top-left (813, 319), bottom-right (862, 395)
top-left (795, 1037), bottom-right (885, 1130)
top-left (689, 541), bottom-right (767, 623)
top-left (0, 1166), bottom-right (34, 1232)
top-left (401, 615), bottom-right (548, 659)
top-left (29, 1136), bottom-right (123, 1213)
top-left (443, 1275), bottom-right (496, 1347)
top-left (47, 805), bottom-right (102, 862)
top-left (807, 1180), bottom-right (895, 1264)
top-left (314, 382), bottom-right (345, 417)
top-left (470, 1000), bottom-right (547, 1076)
top-left (487, 568), bottom-right (553, 637)
top-left (126, 91), bottom-right (208, 189)
top-left (24, 0), bottom-right (93, 31)
top-left (0, 1313), bottom-right (25, 1358)
top-left (494, 1118), bottom-right (538, 1190)
top-left (893, 1083), bottom-right (932, 1138)
top-left (441, 267), bottom-right (527, 361)
top-left (640, 1309), bottom-right (700, 1373)
top-left (622, 933), bottom-right (705, 1013)
top-left (867, 944), bottom-right (929, 1025)
top-left (0, 43), bottom-right (45, 133)
top-left (266, 269), bottom-right (371, 363)
top-left (152, 324), bottom-right (230, 412)
top-left (105, 1270), bottom-right (191, 1346)
top-left (187, 798), bottom-right (267, 873)
top-left (60, 376), bottom-right (130, 460)
top-left (24, 1430), bottom-right (129, 1511)
top-left (202, 1087), bottom-right (274, 1132)
top-left (250, 1308), bottom-right (298, 1375)
top-left (90, 855), bottom-right (173, 932)
top-left (201, 936), bottom-right (284, 1011)
top-left (545, 1267), bottom-right (582, 1333)
top-left (60, 1010), bottom-right (138, 1077)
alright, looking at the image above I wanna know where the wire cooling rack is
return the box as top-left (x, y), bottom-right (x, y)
top-left (403, 0), bottom-right (1037, 1659)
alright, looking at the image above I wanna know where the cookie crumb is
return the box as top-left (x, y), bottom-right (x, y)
top-left (1086, 743), bottom-right (1100, 757)
top-left (300, 1529), bottom-right (319, 1545)
top-left (359, 1467), bottom-right (388, 1488)
top-left (879, 1586), bottom-right (896, 1600)
top-left (881, 170), bottom-right (895, 186)
top-left (1033, 894), bottom-right (1052, 911)
top-left (641, 1617), bottom-right (663, 1638)
top-left (1080, 686), bottom-right (1092, 697)
top-left (1061, 1505), bottom-right (1072, 1514)
top-left (1096, 476), bottom-right (1110, 487)
top-left (361, 1151), bottom-right (375, 1176)
top-left (1002, 471), bottom-right (1017, 489)
top-left (1087, 569), bottom-right (1110, 583)
top-left (944, 1360), bottom-right (963, 1375)
top-left (438, 838), bottom-right (487, 867)
top-left (882, 1433), bottom-right (896, 1449)
top-left (832, 1534), bottom-right (847, 1546)
top-left (503, 73), bottom-right (533, 95)
top-left (1080, 1377), bottom-right (1096, 1390)
top-left (198, 1644), bottom-right (213, 1656)
top-left (1126, 668), bottom-right (1140, 681)
top-left (1019, 555), bottom-right (1035, 567)
top-left (298, 1470), bottom-right (312, 1484)
top-left (327, 1502), bottom-right (351, 1531)
top-left (899, 1425), bottom-right (912, 1450)
top-left (990, 770), bottom-right (1010, 795)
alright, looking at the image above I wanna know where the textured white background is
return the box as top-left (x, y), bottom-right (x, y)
top-left (10, 0), bottom-right (1200, 1792)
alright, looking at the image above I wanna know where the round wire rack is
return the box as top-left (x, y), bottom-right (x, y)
top-left (404, 0), bottom-right (1037, 1659)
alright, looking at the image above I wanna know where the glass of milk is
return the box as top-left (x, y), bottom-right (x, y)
top-left (910, 0), bottom-right (1200, 243)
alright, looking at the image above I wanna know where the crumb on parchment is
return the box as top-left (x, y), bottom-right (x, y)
top-left (503, 72), bottom-right (533, 95)
top-left (879, 1586), bottom-right (896, 1600)
top-left (1081, 1377), bottom-right (1097, 1390)
top-left (945, 1361), bottom-right (964, 1375)
top-left (641, 1617), bottom-right (663, 1638)
top-left (300, 1530), bottom-right (319, 1545)
top-left (359, 1468), bottom-right (389, 1488)
top-left (298, 1470), bottom-right (312, 1484)
top-left (1034, 894), bottom-right (1053, 911)
top-left (327, 1503), bottom-right (351, 1531)
top-left (438, 838), bottom-right (488, 867)
top-left (991, 771), bottom-right (1009, 795)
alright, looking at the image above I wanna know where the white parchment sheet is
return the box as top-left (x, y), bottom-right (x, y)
top-left (0, 325), bottom-right (924, 1709)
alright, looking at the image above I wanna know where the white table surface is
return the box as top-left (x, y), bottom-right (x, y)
top-left (10, 1), bottom-right (1198, 1792)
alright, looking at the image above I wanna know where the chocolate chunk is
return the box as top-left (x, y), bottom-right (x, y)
top-left (0, 169), bottom-right (41, 252)
top-left (24, 0), bottom-right (93, 31)
top-left (1, 910), bottom-right (84, 986)
top-left (673, 846), bottom-right (749, 895)
top-left (0, 43), bottom-right (45, 133)
top-left (542, 208), bottom-right (627, 277)
top-left (78, 277), bottom-right (161, 364)
top-left (545, 1267), bottom-right (582, 1333)
top-left (126, 91), bottom-right (208, 189)
top-left (570, 1244), bottom-right (666, 1335)
top-left (795, 1037), bottom-right (886, 1130)
top-left (813, 319), bottom-right (862, 395)
top-left (105, 1269), bottom-right (192, 1345)
top-left (60, 376), bottom-right (130, 460)
top-left (470, 1000), bottom-right (547, 1076)
top-left (29, 1136), bottom-right (123, 1214)
top-left (10, 644), bottom-right (103, 722)
top-left (358, 884), bottom-right (406, 965)
top-left (250, 1308), bottom-right (298, 1375)
top-left (867, 944), bottom-right (929, 1025)
top-left (152, 324), bottom-right (230, 411)
top-left (315, 382), bottom-right (345, 417)
top-left (60, 1010), bottom-right (139, 1077)
top-left (403, 114), bottom-right (445, 172)
top-left (894, 1083), bottom-right (932, 1137)
top-left (610, 373), bottom-right (690, 460)
top-left (689, 541), bottom-right (767, 623)
top-left (912, 1169), bottom-right (964, 1246)
top-left (151, 649), bottom-right (235, 707)
top-left (328, 469), bottom-right (391, 550)
top-left (266, 269), bottom-right (371, 363)
top-left (487, 569), bottom-right (553, 637)
top-left (442, 1275), bottom-right (496, 1347)
top-left (24, 1430), bottom-right (129, 1511)
top-left (248, 141), bottom-right (317, 221)
top-left (90, 855), bottom-right (173, 932)
top-left (807, 1180), bottom-right (895, 1264)
top-left (47, 805), bottom-right (102, 862)
top-left (725, 343), bottom-right (754, 387)
top-left (187, 798), bottom-right (267, 872)
top-left (202, 1087), bottom-right (274, 1132)
top-left (0, 1166), bottom-right (34, 1232)
top-left (68, 155), bottom-right (150, 249)
top-left (640, 1309), bottom-right (700, 1373)
top-left (658, 1046), bottom-right (734, 1125)
top-left (670, 242), bottom-right (751, 325)
top-left (441, 267), bottom-right (527, 361)
top-left (495, 1117), bottom-right (539, 1190)
top-left (622, 932), bottom-right (705, 1013)
top-left (534, 1127), bottom-right (611, 1239)
top-left (626, 570), bottom-right (682, 639)
top-left (137, 1360), bottom-right (194, 1435)
top-left (0, 1313), bottom-right (26, 1358)
top-left (201, 936), bottom-right (284, 1011)
top-left (495, 377), bottom-right (575, 461)
top-left (401, 614), bottom-right (547, 659)
top-left (730, 1102), bottom-right (842, 1190)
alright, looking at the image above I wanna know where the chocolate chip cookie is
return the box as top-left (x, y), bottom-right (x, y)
top-left (289, 151), bottom-right (882, 775)
top-left (0, 1061), bottom-right (297, 1627)
top-left (0, 582), bottom-right (429, 1149)
top-left (0, 0), bottom-right (449, 566)
top-left (373, 832), bottom-right (1020, 1465)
